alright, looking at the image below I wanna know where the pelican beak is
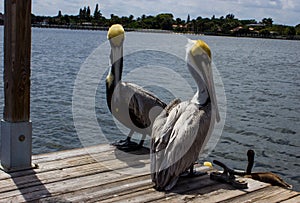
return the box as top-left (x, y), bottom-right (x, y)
top-left (190, 40), bottom-right (220, 122)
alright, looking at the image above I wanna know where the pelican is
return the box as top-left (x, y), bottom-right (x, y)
top-left (244, 150), bottom-right (292, 189)
top-left (151, 39), bottom-right (220, 191)
top-left (106, 24), bottom-right (167, 151)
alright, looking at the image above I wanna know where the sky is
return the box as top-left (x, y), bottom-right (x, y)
top-left (1, 0), bottom-right (299, 26)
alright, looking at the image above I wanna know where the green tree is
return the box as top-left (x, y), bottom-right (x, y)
top-left (93, 4), bottom-right (102, 19)
top-left (142, 15), bottom-right (155, 29)
top-left (83, 7), bottom-right (87, 19)
top-left (261, 18), bottom-right (273, 26)
top-left (296, 24), bottom-right (300, 35)
top-left (187, 14), bottom-right (190, 23)
top-left (110, 14), bottom-right (121, 25)
top-left (260, 29), bottom-right (270, 36)
top-left (156, 13), bottom-right (174, 30)
top-left (60, 14), bottom-right (70, 24)
top-left (220, 14), bottom-right (241, 34)
top-left (285, 26), bottom-right (296, 36)
top-left (87, 6), bottom-right (91, 20)
top-left (240, 19), bottom-right (257, 25)
top-left (79, 7), bottom-right (87, 20)
top-left (79, 8), bottom-right (83, 19)
top-left (176, 18), bottom-right (184, 24)
top-left (58, 10), bottom-right (62, 18)
top-left (129, 15), bottom-right (134, 21)
top-left (226, 13), bottom-right (235, 20)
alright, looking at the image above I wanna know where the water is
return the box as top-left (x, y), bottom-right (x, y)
top-left (0, 27), bottom-right (299, 191)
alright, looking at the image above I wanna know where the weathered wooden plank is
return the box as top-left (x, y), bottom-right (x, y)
top-left (219, 186), bottom-right (299, 203)
top-left (252, 188), bottom-right (299, 203)
top-left (0, 144), bottom-right (139, 180)
top-left (0, 171), bottom-right (149, 202)
top-left (0, 162), bottom-right (106, 194)
top-left (95, 173), bottom-right (216, 203)
top-left (0, 148), bottom-right (151, 201)
top-left (156, 183), bottom-right (238, 203)
top-left (32, 144), bottom-right (114, 163)
top-left (0, 150), bottom-right (151, 195)
top-left (34, 148), bottom-right (115, 171)
top-left (62, 178), bottom-right (153, 202)
top-left (0, 145), bottom-right (114, 180)
top-left (40, 166), bottom-right (210, 202)
top-left (0, 153), bottom-right (94, 180)
top-left (91, 167), bottom-right (215, 202)
top-left (4, 0), bottom-right (31, 121)
top-left (97, 185), bottom-right (161, 203)
top-left (182, 184), bottom-right (243, 203)
top-left (156, 177), bottom-right (269, 203)
top-left (281, 195), bottom-right (300, 203)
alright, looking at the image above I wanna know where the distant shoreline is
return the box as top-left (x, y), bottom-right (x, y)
top-left (31, 24), bottom-right (173, 34)
top-left (31, 24), bottom-right (300, 41)
top-left (1, 24), bottom-right (299, 40)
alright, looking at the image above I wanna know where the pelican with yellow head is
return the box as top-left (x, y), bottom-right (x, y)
top-left (151, 39), bottom-right (220, 190)
top-left (106, 24), bottom-right (166, 151)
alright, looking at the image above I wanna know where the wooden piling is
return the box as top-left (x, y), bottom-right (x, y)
top-left (1, 0), bottom-right (33, 171)
top-left (4, 0), bottom-right (31, 122)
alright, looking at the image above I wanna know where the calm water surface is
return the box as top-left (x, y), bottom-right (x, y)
top-left (0, 27), bottom-right (299, 191)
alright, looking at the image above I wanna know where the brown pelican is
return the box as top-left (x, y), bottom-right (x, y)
top-left (106, 24), bottom-right (167, 151)
top-left (244, 150), bottom-right (292, 189)
top-left (151, 40), bottom-right (220, 190)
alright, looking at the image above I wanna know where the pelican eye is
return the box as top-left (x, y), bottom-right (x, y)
top-left (191, 40), bottom-right (211, 59)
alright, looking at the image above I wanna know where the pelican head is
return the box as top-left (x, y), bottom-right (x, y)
top-left (186, 39), bottom-right (220, 122)
top-left (107, 24), bottom-right (125, 47)
top-left (190, 40), bottom-right (211, 59)
top-left (107, 24), bottom-right (125, 86)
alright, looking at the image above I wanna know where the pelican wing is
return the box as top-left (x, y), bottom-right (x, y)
top-left (152, 100), bottom-right (185, 152)
top-left (151, 102), bottom-right (211, 190)
top-left (150, 99), bottom-right (182, 183)
top-left (124, 82), bottom-right (166, 130)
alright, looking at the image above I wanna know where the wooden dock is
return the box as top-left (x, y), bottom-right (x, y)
top-left (0, 144), bottom-right (299, 202)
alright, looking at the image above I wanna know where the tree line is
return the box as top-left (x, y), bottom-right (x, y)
top-left (14, 3), bottom-right (299, 37)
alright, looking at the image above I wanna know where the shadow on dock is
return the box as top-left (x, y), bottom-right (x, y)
top-left (8, 168), bottom-right (52, 202)
top-left (113, 147), bottom-right (150, 169)
top-left (170, 173), bottom-right (236, 195)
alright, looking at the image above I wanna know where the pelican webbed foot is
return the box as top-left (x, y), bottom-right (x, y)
top-left (180, 164), bottom-right (207, 177)
top-left (111, 138), bottom-right (142, 152)
top-left (111, 132), bottom-right (146, 151)
top-left (110, 139), bottom-right (128, 146)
